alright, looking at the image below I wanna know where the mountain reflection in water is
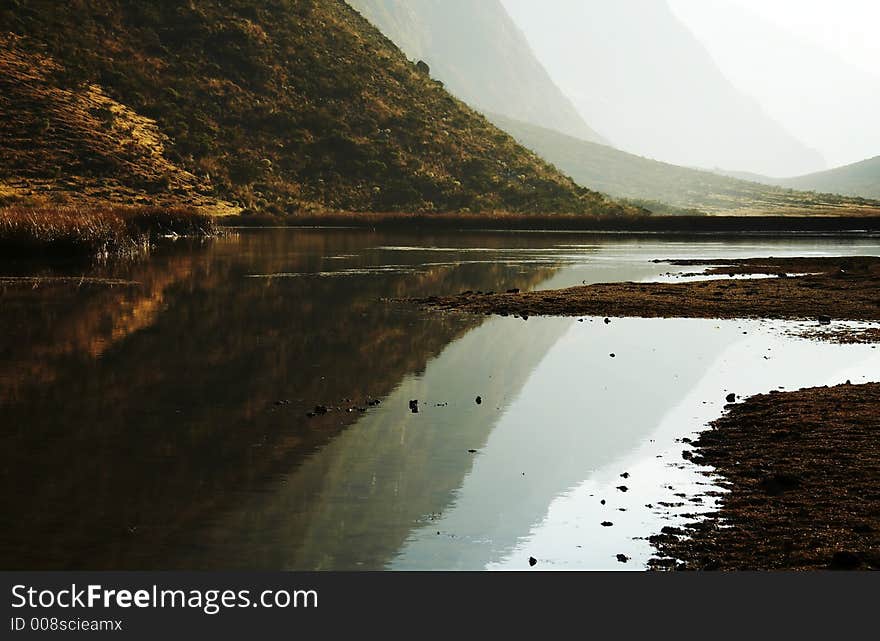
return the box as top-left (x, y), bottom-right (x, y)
top-left (0, 229), bottom-right (876, 569)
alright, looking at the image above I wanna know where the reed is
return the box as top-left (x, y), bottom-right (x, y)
top-left (0, 205), bottom-right (217, 257)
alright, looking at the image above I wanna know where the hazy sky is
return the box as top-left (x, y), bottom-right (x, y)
top-left (671, 0), bottom-right (880, 80)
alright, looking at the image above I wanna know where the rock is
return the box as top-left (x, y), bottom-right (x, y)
top-left (475, 396), bottom-right (482, 405)
top-left (367, 399), bottom-right (381, 407)
top-left (601, 521), bottom-right (614, 527)
top-left (829, 551), bottom-right (861, 570)
top-left (818, 315), bottom-right (832, 325)
top-left (759, 472), bottom-right (801, 495)
top-left (616, 554), bottom-right (630, 563)
top-left (415, 60), bottom-right (430, 75)
top-left (529, 556), bottom-right (537, 567)
top-left (313, 405), bottom-right (328, 415)
top-left (726, 393), bottom-right (736, 403)
top-left (507, 288), bottom-right (520, 294)
top-left (409, 399), bottom-right (419, 414)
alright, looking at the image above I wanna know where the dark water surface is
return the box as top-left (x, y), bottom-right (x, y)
top-left (1, 229), bottom-right (878, 569)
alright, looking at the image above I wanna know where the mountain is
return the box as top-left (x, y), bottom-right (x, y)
top-left (0, 0), bottom-right (631, 217)
top-left (346, 0), bottom-right (605, 144)
top-left (501, 0), bottom-right (825, 177)
top-left (669, 0), bottom-right (880, 170)
top-left (742, 157), bottom-right (880, 201)
top-left (491, 114), bottom-right (880, 216)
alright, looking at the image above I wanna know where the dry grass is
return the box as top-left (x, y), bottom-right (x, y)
top-left (0, 205), bottom-right (217, 256)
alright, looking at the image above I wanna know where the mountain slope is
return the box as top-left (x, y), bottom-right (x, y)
top-left (501, 0), bottom-right (825, 177)
top-left (0, 34), bottom-right (222, 211)
top-left (768, 157), bottom-right (880, 201)
top-left (491, 114), bottom-right (880, 216)
top-left (0, 0), bottom-right (630, 216)
top-left (346, 0), bottom-right (606, 144)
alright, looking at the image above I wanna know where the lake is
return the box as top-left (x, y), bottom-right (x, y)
top-left (1, 228), bottom-right (878, 569)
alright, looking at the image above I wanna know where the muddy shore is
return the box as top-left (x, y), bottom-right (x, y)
top-left (410, 255), bottom-right (880, 570)
top-left (649, 383), bottom-right (880, 570)
top-left (411, 256), bottom-right (880, 328)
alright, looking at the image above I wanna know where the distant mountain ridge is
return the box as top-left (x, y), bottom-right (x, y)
top-left (491, 113), bottom-right (880, 216)
top-left (501, 0), bottom-right (825, 177)
top-left (720, 157), bottom-right (880, 201)
top-left (0, 0), bottom-right (631, 216)
top-left (346, 0), bottom-right (606, 144)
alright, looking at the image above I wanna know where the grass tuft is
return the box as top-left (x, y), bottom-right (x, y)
top-left (0, 205), bottom-right (217, 257)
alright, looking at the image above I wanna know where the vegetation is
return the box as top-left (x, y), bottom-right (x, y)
top-left (346, 0), bottom-right (606, 144)
top-left (489, 113), bottom-right (880, 216)
top-left (0, 0), bottom-right (636, 218)
top-left (757, 155), bottom-right (880, 200)
top-left (0, 205), bottom-right (217, 256)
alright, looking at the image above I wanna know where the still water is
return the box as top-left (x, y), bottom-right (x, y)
top-left (1, 229), bottom-right (878, 570)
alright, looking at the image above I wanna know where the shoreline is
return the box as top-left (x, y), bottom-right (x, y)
top-left (414, 252), bottom-right (880, 571)
top-left (4, 209), bottom-right (880, 260)
top-left (224, 212), bottom-right (880, 233)
top-left (410, 256), bottom-right (880, 332)
top-left (649, 382), bottom-right (880, 571)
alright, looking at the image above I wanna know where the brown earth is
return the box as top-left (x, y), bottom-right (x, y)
top-left (410, 256), bottom-right (880, 328)
top-left (649, 383), bottom-right (880, 571)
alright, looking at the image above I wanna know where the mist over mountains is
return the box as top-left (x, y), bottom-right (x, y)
top-left (492, 114), bottom-right (879, 216)
top-left (0, 0), bottom-right (629, 216)
top-left (1, 0), bottom-right (875, 216)
top-left (501, 0), bottom-right (826, 177)
top-left (347, 0), bottom-right (605, 144)
top-left (670, 0), bottom-right (880, 171)
top-left (730, 156), bottom-right (880, 201)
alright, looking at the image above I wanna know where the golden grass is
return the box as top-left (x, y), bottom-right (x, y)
top-left (0, 205), bottom-right (217, 256)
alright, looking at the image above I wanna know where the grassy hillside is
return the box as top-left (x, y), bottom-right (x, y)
top-left (770, 156), bottom-right (880, 201)
top-left (346, 0), bottom-right (606, 144)
top-left (491, 113), bottom-right (880, 216)
top-left (0, 0), bottom-right (633, 217)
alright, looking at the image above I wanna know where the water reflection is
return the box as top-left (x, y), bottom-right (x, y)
top-left (0, 229), bottom-right (877, 569)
